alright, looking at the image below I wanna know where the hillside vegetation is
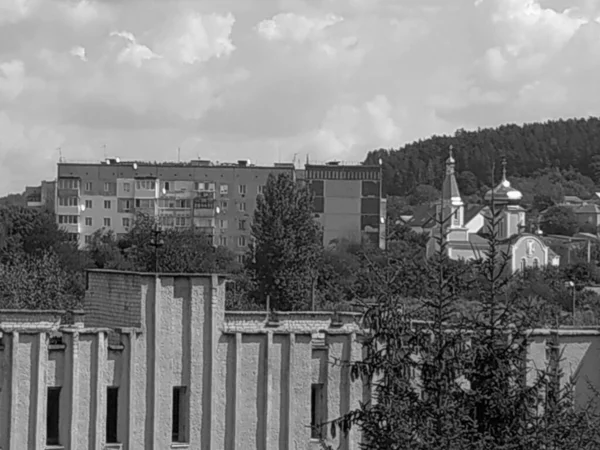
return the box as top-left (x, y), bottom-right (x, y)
top-left (366, 117), bottom-right (600, 200)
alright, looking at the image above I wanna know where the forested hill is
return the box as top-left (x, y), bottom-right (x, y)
top-left (365, 117), bottom-right (600, 197)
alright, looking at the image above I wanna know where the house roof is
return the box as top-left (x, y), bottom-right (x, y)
top-left (564, 195), bottom-right (584, 204)
top-left (574, 204), bottom-right (600, 214)
top-left (408, 204), bottom-right (485, 229)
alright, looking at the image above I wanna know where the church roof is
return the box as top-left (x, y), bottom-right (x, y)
top-left (483, 160), bottom-right (522, 204)
top-left (441, 148), bottom-right (462, 203)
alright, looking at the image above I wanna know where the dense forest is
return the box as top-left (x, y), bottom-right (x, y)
top-left (365, 117), bottom-right (600, 199)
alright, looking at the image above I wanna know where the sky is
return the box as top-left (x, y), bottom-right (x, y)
top-left (1, 0), bottom-right (600, 195)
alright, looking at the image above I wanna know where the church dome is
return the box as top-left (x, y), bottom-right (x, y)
top-left (483, 160), bottom-right (522, 204)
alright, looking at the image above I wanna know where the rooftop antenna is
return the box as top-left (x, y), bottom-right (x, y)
top-left (178, 147), bottom-right (181, 162)
top-left (57, 147), bottom-right (63, 162)
top-left (102, 144), bottom-right (107, 159)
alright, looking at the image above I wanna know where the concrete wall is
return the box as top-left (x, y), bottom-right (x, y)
top-left (4, 270), bottom-right (600, 450)
top-left (0, 271), bottom-right (364, 450)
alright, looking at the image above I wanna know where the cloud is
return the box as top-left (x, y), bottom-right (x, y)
top-left (1, 0), bottom-right (600, 194)
top-left (0, 60), bottom-right (25, 100)
top-left (69, 46), bottom-right (87, 61)
top-left (256, 13), bottom-right (343, 42)
top-left (154, 12), bottom-right (236, 65)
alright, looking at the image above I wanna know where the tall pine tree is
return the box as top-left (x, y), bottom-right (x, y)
top-left (246, 173), bottom-right (323, 311)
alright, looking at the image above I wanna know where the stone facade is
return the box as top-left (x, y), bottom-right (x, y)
top-left (1, 270), bottom-right (600, 449)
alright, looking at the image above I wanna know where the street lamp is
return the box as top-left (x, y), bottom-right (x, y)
top-left (565, 280), bottom-right (576, 324)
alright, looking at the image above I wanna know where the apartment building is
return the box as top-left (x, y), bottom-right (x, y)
top-left (306, 162), bottom-right (387, 248)
top-left (56, 159), bottom-right (296, 260)
top-left (24, 180), bottom-right (56, 211)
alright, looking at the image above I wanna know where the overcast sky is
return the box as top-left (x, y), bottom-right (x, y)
top-left (1, 0), bottom-right (599, 194)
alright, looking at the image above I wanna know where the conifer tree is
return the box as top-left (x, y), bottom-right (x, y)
top-left (323, 166), bottom-right (600, 450)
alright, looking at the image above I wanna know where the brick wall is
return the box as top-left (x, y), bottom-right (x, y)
top-left (84, 270), bottom-right (144, 329)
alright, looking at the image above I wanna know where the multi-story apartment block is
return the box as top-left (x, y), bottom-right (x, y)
top-left (306, 162), bottom-right (386, 248)
top-left (24, 180), bottom-right (56, 211)
top-left (56, 159), bottom-right (296, 259)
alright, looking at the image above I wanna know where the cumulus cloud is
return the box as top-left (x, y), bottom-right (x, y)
top-left (256, 13), bottom-right (343, 42)
top-left (1, 0), bottom-right (600, 194)
top-left (154, 12), bottom-right (236, 65)
top-left (0, 60), bottom-right (25, 101)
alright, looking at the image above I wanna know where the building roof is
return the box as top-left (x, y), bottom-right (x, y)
top-left (574, 203), bottom-right (600, 214)
top-left (564, 195), bottom-right (584, 204)
top-left (441, 149), bottom-right (462, 203)
top-left (408, 203), bottom-right (485, 229)
top-left (483, 160), bottom-right (522, 204)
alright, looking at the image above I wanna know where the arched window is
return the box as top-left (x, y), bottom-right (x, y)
top-left (521, 258), bottom-right (527, 272)
top-left (533, 258), bottom-right (539, 268)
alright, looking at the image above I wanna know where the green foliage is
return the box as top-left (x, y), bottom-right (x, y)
top-left (407, 184), bottom-right (439, 206)
top-left (322, 197), bottom-right (600, 449)
top-left (0, 251), bottom-right (82, 310)
top-left (540, 206), bottom-right (579, 236)
top-left (366, 118), bottom-right (600, 198)
top-left (246, 173), bottom-right (323, 310)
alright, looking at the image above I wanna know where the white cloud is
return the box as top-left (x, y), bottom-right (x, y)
top-left (69, 46), bottom-right (87, 62)
top-left (256, 13), bottom-right (343, 42)
top-left (0, 60), bottom-right (25, 101)
top-left (110, 31), bottom-right (161, 68)
top-left (2, 0), bottom-right (600, 194)
top-left (155, 12), bottom-right (236, 65)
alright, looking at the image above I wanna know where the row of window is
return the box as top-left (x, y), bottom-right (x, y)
top-left (62, 178), bottom-right (266, 195)
top-left (306, 169), bottom-right (380, 181)
top-left (520, 257), bottom-right (540, 271)
top-left (46, 386), bottom-right (188, 446)
top-left (59, 198), bottom-right (248, 213)
top-left (82, 233), bottom-right (249, 247)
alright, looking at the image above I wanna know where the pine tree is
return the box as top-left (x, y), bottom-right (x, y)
top-left (323, 176), bottom-right (600, 449)
top-left (246, 173), bottom-right (323, 310)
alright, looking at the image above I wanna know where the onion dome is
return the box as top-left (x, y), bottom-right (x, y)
top-left (484, 159), bottom-right (522, 204)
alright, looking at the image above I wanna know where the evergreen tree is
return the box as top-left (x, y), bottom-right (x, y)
top-left (323, 193), bottom-right (600, 449)
top-left (246, 173), bottom-right (322, 310)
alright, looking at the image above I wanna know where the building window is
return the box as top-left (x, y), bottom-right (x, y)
top-left (258, 185), bottom-right (265, 195)
top-left (533, 258), bottom-right (539, 268)
top-left (135, 199), bottom-right (155, 209)
top-left (103, 182), bottom-right (110, 192)
top-left (195, 182), bottom-right (215, 191)
top-left (122, 218), bottom-right (130, 228)
top-left (238, 202), bottom-right (246, 212)
top-left (220, 184), bottom-right (229, 195)
top-left (58, 178), bottom-right (79, 189)
top-left (221, 200), bottom-right (228, 210)
top-left (219, 236), bottom-right (227, 246)
top-left (238, 219), bottom-right (247, 231)
top-left (219, 219), bottom-right (228, 229)
top-left (85, 199), bottom-right (93, 209)
top-left (311, 383), bottom-right (325, 439)
top-left (136, 180), bottom-right (156, 190)
top-left (123, 182), bottom-right (131, 192)
top-left (84, 234), bottom-right (92, 244)
top-left (104, 200), bottom-right (111, 209)
top-left (106, 387), bottom-right (119, 444)
top-left (237, 254), bottom-right (245, 264)
top-left (47, 387), bottom-right (61, 446)
top-left (172, 387), bottom-right (188, 443)
top-left (84, 181), bottom-right (93, 191)
top-left (121, 199), bottom-right (132, 212)
top-left (85, 217), bottom-right (92, 226)
top-left (104, 218), bottom-right (111, 227)
top-left (164, 181), bottom-right (170, 191)
top-left (238, 235), bottom-right (247, 247)
top-left (521, 258), bottom-right (527, 272)
top-left (58, 196), bottom-right (78, 207)
top-left (58, 215), bottom-right (78, 224)
top-left (238, 184), bottom-right (246, 195)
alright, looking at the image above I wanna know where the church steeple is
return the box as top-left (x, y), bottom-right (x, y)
top-left (441, 145), bottom-right (462, 206)
top-left (436, 146), bottom-right (467, 240)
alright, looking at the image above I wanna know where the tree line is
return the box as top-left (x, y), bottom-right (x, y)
top-left (368, 117), bottom-right (600, 208)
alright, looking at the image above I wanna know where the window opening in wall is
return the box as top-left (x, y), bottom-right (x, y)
top-left (106, 387), bottom-right (119, 443)
top-left (172, 386), bottom-right (188, 443)
top-left (47, 386), bottom-right (61, 446)
top-left (311, 383), bottom-right (325, 439)
top-left (521, 258), bottom-right (527, 272)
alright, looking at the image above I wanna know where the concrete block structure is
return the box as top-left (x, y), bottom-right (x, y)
top-left (2, 270), bottom-right (600, 449)
top-left (0, 270), bottom-right (364, 449)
